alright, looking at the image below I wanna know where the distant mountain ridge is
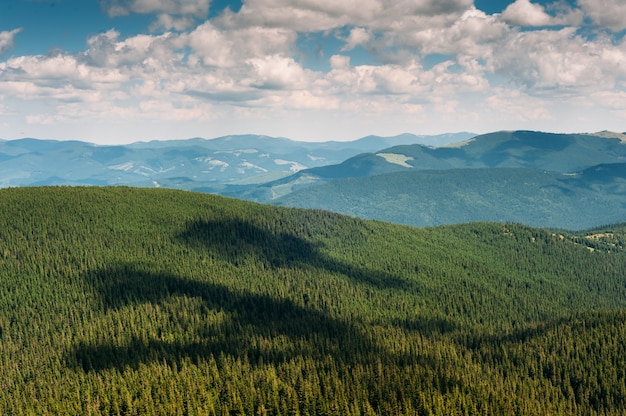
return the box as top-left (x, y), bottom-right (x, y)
top-left (225, 130), bottom-right (626, 203)
top-left (3, 129), bottom-right (626, 230)
top-left (223, 130), bottom-right (626, 230)
top-left (307, 130), bottom-right (626, 179)
top-left (0, 132), bottom-right (474, 189)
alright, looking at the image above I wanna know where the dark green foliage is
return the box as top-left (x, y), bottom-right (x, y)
top-left (1, 186), bottom-right (626, 414)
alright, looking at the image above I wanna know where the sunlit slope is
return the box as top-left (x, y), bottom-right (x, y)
top-left (1, 186), bottom-right (626, 414)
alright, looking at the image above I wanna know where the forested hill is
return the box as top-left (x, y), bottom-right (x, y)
top-left (273, 164), bottom-right (626, 230)
top-left (2, 186), bottom-right (626, 414)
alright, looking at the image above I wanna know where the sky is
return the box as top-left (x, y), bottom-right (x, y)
top-left (1, 0), bottom-right (625, 144)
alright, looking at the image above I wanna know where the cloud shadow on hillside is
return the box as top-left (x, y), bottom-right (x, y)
top-left (177, 218), bottom-right (413, 290)
top-left (68, 217), bottom-right (429, 373)
top-left (70, 266), bottom-right (380, 372)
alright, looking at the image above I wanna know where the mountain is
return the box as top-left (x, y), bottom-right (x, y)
top-left (0, 132), bottom-right (474, 189)
top-left (5, 129), bottom-right (626, 230)
top-left (272, 163), bottom-right (626, 230)
top-left (220, 131), bottom-right (626, 229)
top-left (430, 130), bottom-right (626, 172)
top-left (327, 130), bottom-right (626, 177)
top-left (2, 186), bottom-right (626, 414)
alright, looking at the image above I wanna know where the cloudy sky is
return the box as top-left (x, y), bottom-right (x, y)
top-left (1, 0), bottom-right (625, 144)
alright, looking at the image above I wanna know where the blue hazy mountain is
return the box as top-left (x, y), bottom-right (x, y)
top-left (306, 130), bottom-right (626, 177)
top-left (221, 131), bottom-right (626, 230)
top-left (230, 130), bottom-right (626, 202)
top-left (0, 132), bottom-right (473, 189)
top-left (4, 130), bottom-right (626, 230)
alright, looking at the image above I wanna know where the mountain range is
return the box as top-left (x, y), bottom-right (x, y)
top-left (0, 132), bottom-right (472, 189)
top-left (2, 130), bottom-right (626, 230)
top-left (225, 130), bottom-right (626, 230)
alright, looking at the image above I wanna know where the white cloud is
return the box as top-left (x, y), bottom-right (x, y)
top-left (0, 29), bottom-right (22, 55)
top-left (184, 23), bottom-right (234, 67)
top-left (3, 0), bottom-right (626, 143)
top-left (85, 29), bottom-right (174, 67)
top-left (492, 28), bottom-right (626, 94)
top-left (246, 55), bottom-right (311, 90)
top-left (218, 0), bottom-right (382, 32)
top-left (185, 22), bottom-right (296, 68)
top-left (578, 0), bottom-right (626, 32)
top-left (501, 0), bottom-right (583, 27)
top-left (329, 55), bottom-right (351, 70)
top-left (342, 27), bottom-right (371, 51)
top-left (324, 55), bottom-right (488, 103)
top-left (217, 0), bottom-right (473, 34)
top-left (0, 79), bottom-right (105, 105)
top-left (150, 13), bottom-right (197, 31)
top-left (502, 0), bottom-right (555, 26)
top-left (382, 0), bottom-right (473, 17)
top-left (100, 0), bottom-right (210, 17)
top-left (1, 54), bottom-right (128, 89)
top-left (393, 7), bottom-right (508, 58)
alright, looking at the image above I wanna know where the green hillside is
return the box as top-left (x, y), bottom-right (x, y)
top-left (274, 165), bottom-right (626, 230)
top-left (1, 187), bottom-right (626, 414)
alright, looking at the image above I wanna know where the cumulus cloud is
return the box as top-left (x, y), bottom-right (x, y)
top-left (383, 0), bottom-right (473, 17)
top-left (1, 53), bottom-right (127, 89)
top-left (502, 0), bottom-right (555, 26)
top-left (85, 30), bottom-right (184, 69)
top-left (492, 28), bottom-right (626, 93)
top-left (217, 0), bottom-right (473, 33)
top-left (501, 0), bottom-right (583, 27)
top-left (150, 14), bottom-right (197, 30)
top-left (100, 0), bottom-right (210, 17)
top-left (398, 7), bottom-right (507, 56)
top-left (3, 0), bottom-right (626, 142)
top-left (342, 27), bottom-right (371, 51)
top-left (578, 0), bottom-right (626, 32)
top-left (247, 55), bottom-right (311, 90)
top-left (0, 28), bottom-right (22, 55)
top-left (217, 0), bottom-right (380, 31)
top-left (185, 22), bottom-right (295, 67)
top-left (324, 54), bottom-right (488, 101)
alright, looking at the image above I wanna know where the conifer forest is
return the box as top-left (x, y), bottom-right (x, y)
top-left (1, 186), bottom-right (626, 415)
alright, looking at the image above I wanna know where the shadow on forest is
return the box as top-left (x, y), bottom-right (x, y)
top-left (69, 266), bottom-right (381, 372)
top-left (67, 218), bottom-right (440, 373)
top-left (177, 218), bottom-right (412, 290)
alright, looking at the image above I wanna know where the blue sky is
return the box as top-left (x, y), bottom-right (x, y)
top-left (1, 0), bottom-right (625, 144)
